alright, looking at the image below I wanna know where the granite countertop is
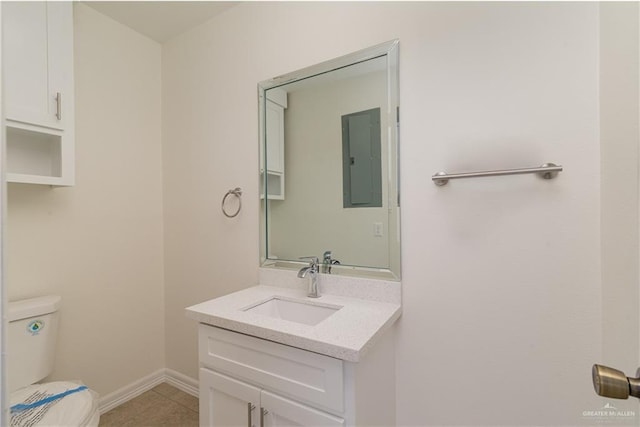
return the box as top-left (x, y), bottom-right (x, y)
top-left (185, 285), bottom-right (401, 362)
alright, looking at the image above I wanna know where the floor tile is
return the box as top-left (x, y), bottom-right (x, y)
top-left (99, 383), bottom-right (198, 427)
top-left (151, 383), bottom-right (181, 399)
top-left (169, 390), bottom-right (199, 412)
top-left (135, 399), bottom-right (194, 426)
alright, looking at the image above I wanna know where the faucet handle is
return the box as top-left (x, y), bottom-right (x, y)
top-left (299, 256), bottom-right (319, 267)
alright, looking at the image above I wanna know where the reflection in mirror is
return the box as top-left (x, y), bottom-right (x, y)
top-left (259, 40), bottom-right (400, 280)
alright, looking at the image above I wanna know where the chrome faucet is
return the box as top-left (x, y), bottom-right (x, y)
top-left (322, 250), bottom-right (341, 274)
top-left (298, 256), bottom-right (320, 298)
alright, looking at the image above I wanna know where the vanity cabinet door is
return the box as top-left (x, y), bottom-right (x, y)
top-left (200, 368), bottom-right (261, 427)
top-left (261, 390), bottom-right (344, 427)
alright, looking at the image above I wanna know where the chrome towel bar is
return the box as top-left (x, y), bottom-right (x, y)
top-left (432, 163), bottom-right (562, 186)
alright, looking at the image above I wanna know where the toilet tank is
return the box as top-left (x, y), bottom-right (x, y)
top-left (8, 295), bottom-right (62, 392)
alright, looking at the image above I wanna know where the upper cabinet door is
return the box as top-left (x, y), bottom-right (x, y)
top-left (265, 100), bottom-right (285, 174)
top-left (264, 88), bottom-right (287, 174)
top-left (3, 1), bottom-right (73, 131)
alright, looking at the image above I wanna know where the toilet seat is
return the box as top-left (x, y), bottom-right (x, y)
top-left (10, 381), bottom-right (99, 427)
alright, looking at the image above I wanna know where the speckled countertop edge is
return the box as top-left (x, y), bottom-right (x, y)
top-left (185, 285), bottom-right (402, 362)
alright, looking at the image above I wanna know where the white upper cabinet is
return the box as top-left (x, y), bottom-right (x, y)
top-left (3, 1), bottom-right (75, 185)
top-left (260, 88), bottom-right (287, 200)
top-left (265, 100), bottom-right (285, 174)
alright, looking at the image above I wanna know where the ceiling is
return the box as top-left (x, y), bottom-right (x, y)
top-left (84, 1), bottom-right (238, 43)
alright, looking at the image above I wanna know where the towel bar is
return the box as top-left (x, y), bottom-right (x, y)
top-left (432, 163), bottom-right (562, 186)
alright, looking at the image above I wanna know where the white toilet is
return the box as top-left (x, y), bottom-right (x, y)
top-left (8, 295), bottom-right (100, 427)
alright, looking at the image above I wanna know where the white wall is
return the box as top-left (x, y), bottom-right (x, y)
top-left (398, 3), bottom-right (603, 424)
top-left (5, 3), bottom-right (165, 397)
top-left (161, 3), bottom-right (261, 377)
top-left (162, 2), bottom-right (608, 425)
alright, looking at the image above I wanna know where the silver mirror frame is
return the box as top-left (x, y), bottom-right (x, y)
top-left (258, 39), bottom-right (400, 280)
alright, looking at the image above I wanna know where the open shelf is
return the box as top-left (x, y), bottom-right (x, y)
top-left (260, 171), bottom-right (284, 200)
top-left (5, 124), bottom-right (71, 186)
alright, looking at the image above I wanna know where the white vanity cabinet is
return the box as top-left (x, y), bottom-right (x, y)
top-left (198, 324), bottom-right (395, 427)
top-left (200, 370), bottom-right (344, 427)
top-left (3, 1), bottom-right (75, 185)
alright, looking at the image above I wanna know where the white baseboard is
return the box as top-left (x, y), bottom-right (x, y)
top-left (98, 368), bottom-right (198, 414)
top-left (164, 368), bottom-right (199, 397)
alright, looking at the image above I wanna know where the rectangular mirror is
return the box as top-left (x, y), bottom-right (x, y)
top-left (259, 40), bottom-right (400, 280)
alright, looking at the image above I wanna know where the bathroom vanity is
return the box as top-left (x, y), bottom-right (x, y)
top-left (186, 39), bottom-right (402, 426)
top-left (186, 270), bottom-right (401, 427)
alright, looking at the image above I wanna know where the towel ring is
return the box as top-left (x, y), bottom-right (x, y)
top-left (222, 187), bottom-right (242, 218)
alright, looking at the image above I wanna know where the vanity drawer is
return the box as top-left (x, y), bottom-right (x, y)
top-left (198, 324), bottom-right (344, 414)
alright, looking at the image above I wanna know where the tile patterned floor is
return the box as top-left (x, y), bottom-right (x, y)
top-left (99, 383), bottom-right (198, 427)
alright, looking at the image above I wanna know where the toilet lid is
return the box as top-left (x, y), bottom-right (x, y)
top-left (11, 381), bottom-right (97, 427)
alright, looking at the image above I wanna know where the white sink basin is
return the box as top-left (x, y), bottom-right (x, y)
top-left (244, 297), bottom-right (342, 326)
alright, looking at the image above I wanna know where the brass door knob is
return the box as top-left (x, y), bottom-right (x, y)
top-left (592, 364), bottom-right (640, 400)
